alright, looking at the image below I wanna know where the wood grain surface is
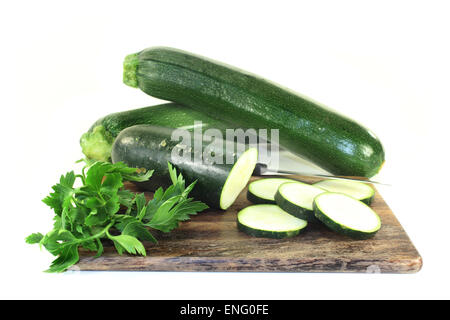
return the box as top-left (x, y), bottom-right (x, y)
top-left (73, 175), bottom-right (422, 273)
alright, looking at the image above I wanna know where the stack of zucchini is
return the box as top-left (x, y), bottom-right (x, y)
top-left (81, 46), bottom-right (385, 238)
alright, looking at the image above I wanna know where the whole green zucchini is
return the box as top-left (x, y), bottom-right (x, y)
top-left (80, 103), bottom-right (234, 162)
top-left (123, 47), bottom-right (385, 177)
top-left (111, 124), bottom-right (258, 209)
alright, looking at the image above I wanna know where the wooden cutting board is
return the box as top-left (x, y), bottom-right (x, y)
top-left (73, 175), bottom-right (422, 273)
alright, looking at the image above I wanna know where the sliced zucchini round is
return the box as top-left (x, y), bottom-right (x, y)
top-left (313, 192), bottom-right (381, 239)
top-left (247, 178), bottom-right (296, 204)
top-left (237, 204), bottom-right (308, 239)
top-left (274, 182), bottom-right (325, 221)
top-left (220, 148), bottom-right (258, 210)
top-left (313, 179), bottom-right (375, 205)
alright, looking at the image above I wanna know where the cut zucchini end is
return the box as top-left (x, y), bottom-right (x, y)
top-left (123, 53), bottom-right (140, 88)
top-left (247, 178), bottom-right (295, 204)
top-left (237, 204), bottom-right (308, 239)
top-left (275, 181), bottom-right (325, 221)
top-left (314, 192), bottom-right (381, 239)
top-left (219, 148), bottom-right (258, 210)
top-left (80, 125), bottom-right (114, 162)
top-left (313, 179), bottom-right (375, 204)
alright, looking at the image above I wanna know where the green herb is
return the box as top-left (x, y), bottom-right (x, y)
top-left (26, 161), bottom-right (208, 272)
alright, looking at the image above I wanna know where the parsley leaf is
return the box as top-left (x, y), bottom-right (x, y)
top-left (25, 233), bottom-right (44, 244)
top-left (108, 234), bottom-right (146, 256)
top-left (42, 171), bottom-right (76, 216)
top-left (46, 244), bottom-right (79, 273)
top-left (146, 197), bottom-right (208, 232)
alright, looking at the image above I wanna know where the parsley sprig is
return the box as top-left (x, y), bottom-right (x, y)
top-left (26, 161), bottom-right (208, 272)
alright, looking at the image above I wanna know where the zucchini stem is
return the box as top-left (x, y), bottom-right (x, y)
top-left (123, 53), bottom-right (140, 88)
top-left (80, 125), bottom-right (114, 162)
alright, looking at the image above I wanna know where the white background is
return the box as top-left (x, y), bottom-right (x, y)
top-left (1, 0), bottom-right (449, 299)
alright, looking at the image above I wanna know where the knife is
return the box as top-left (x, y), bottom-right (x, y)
top-left (253, 163), bottom-right (390, 186)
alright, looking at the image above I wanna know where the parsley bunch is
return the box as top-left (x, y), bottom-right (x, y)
top-left (26, 161), bottom-right (208, 272)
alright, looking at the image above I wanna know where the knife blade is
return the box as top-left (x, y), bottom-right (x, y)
top-left (253, 163), bottom-right (390, 186)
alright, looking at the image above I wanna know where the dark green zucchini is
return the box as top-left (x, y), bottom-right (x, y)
top-left (123, 46), bottom-right (385, 177)
top-left (80, 103), bottom-right (234, 162)
top-left (111, 124), bottom-right (258, 209)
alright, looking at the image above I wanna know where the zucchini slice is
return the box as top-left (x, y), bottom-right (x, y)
top-left (220, 148), bottom-right (259, 210)
top-left (247, 178), bottom-right (296, 204)
top-left (237, 204), bottom-right (308, 239)
top-left (274, 182), bottom-right (325, 221)
top-left (313, 192), bottom-right (381, 239)
top-left (313, 179), bottom-right (375, 205)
